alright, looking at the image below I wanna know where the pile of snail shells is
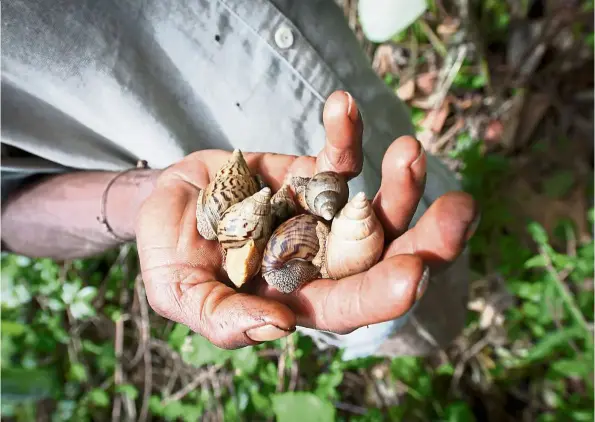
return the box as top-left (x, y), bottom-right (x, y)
top-left (195, 149), bottom-right (385, 294)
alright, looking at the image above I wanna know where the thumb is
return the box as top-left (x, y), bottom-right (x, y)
top-left (316, 90), bottom-right (364, 179)
top-left (144, 271), bottom-right (296, 349)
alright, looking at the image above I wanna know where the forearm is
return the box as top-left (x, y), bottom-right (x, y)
top-left (1, 169), bottom-right (161, 260)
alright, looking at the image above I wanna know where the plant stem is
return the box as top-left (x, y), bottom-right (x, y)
top-left (540, 246), bottom-right (592, 341)
top-left (418, 19), bottom-right (447, 58)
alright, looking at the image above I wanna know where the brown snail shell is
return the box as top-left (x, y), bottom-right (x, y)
top-left (261, 214), bottom-right (330, 294)
top-left (325, 192), bottom-right (384, 279)
top-left (292, 171), bottom-right (349, 221)
top-left (270, 183), bottom-right (297, 227)
top-left (217, 187), bottom-right (273, 287)
top-left (196, 149), bottom-right (259, 240)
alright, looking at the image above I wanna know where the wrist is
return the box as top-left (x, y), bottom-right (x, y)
top-left (104, 168), bottom-right (162, 240)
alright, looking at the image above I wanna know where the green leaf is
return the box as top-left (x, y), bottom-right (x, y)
top-left (116, 384), bottom-right (139, 401)
top-left (471, 74), bottom-right (487, 89)
top-left (46, 298), bottom-right (65, 311)
top-left (75, 286), bottom-right (98, 302)
top-left (436, 363), bottom-right (454, 376)
top-left (162, 400), bottom-right (185, 421)
top-left (69, 362), bottom-right (88, 382)
top-left (569, 409), bottom-right (595, 422)
top-left (149, 395), bottom-right (164, 415)
top-left (180, 334), bottom-right (232, 368)
top-left (1, 367), bottom-right (58, 402)
top-left (250, 389), bottom-right (272, 417)
top-left (181, 404), bottom-right (203, 422)
top-left (551, 359), bottom-right (592, 378)
top-left (69, 301), bottom-right (96, 320)
top-left (2, 285), bottom-right (32, 308)
top-left (271, 392), bottom-right (335, 422)
top-left (89, 389), bottom-right (110, 408)
top-left (444, 401), bottom-right (476, 422)
top-left (524, 255), bottom-right (547, 269)
top-left (224, 398), bottom-right (238, 422)
top-left (315, 369), bottom-right (343, 400)
top-left (230, 347), bottom-right (258, 375)
top-left (527, 222), bottom-right (549, 246)
top-left (416, 373), bottom-right (433, 397)
top-left (259, 361), bottom-right (279, 387)
top-left (522, 302), bottom-right (541, 319)
top-left (1, 321), bottom-right (28, 336)
top-left (61, 282), bottom-right (80, 305)
top-left (390, 356), bottom-right (422, 383)
top-left (523, 327), bottom-right (583, 363)
top-left (168, 323), bottom-right (191, 350)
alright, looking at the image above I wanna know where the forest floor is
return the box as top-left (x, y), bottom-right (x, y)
top-left (2, 1), bottom-right (594, 421)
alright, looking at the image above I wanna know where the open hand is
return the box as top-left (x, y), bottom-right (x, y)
top-left (136, 91), bottom-right (478, 349)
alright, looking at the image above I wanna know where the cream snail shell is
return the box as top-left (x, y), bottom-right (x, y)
top-left (291, 171), bottom-right (349, 221)
top-left (261, 214), bottom-right (330, 294)
top-left (217, 187), bottom-right (273, 287)
top-left (325, 192), bottom-right (384, 280)
top-left (196, 149), bottom-right (259, 240)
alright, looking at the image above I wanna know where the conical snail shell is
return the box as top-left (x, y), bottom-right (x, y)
top-left (196, 149), bottom-right (259, 240)
top-left (217, 187), bottom-right (273, 287)
top-left (270, 183), bottom-right (297, 227)
top-left (325, 192), bottom-right (384, 280)
top-left (261, 214), bottom-right (330, 294)
top-left (301, 171), bottom-right (349, 221)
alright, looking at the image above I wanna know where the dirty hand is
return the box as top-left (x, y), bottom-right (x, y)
top-left (136, 91), bottom-right (478, 349)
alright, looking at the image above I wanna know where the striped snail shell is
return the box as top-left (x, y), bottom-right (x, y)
top-left (196, 149), bottom-right (259, 240)
top-left (270, 183), bottom-right (297, 228)
top-left (217, 187), bottom-right (274, 288)
top-left (261, 214), bottom-right (330, 294)
top-left (325, 192), bottom-right (384, 279)
top-left (292, 171), bottom-right (349, 221)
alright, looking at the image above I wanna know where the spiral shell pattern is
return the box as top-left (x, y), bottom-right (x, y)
top-left (270, 184), bottom-right (297, 227)
top-left (216, 187), bottom-right (273, 287)
top-left (196, 149), bottom-right (259, 240)
top-left (261, 214), bottom-right (330, 293)
top-left (325, 192), bottom-right (384, 279)
top-left (304, 171), bottom-right (349, 221)
top-left (217, 187), bottom-right (273, 250)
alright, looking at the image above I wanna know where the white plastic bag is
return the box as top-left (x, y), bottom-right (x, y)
top-left (358, 0), bottom-right (427, 43)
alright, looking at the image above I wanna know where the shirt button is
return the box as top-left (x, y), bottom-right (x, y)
top-left (274, 24), bottom-right (294, 49)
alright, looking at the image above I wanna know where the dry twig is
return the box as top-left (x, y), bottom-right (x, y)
top-left (162, 364), bottom-right (223, 404)
top-left (135, 275), bottom-right (152, 422)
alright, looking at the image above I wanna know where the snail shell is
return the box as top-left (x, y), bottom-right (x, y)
top-left (196, 149), bottom-right (259, 240)
top-left (217, 187), bottom-right (273, 287)
top-left (270, 184), bottom-right (297, 227)
top-left (292, 172), bottom-right (349, 221)
top-left (290, 176), bottom-right (311, 210)
top-left (261, 214), bottom-right (330, 294)
top-left (325, 192), bottom-right (384, 280)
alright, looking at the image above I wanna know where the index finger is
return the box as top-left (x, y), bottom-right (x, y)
top-left (316, 90), bottom-right (364, 180)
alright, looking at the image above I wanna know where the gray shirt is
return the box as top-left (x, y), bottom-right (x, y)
top-left (1, 0), bottom-right (466, 359)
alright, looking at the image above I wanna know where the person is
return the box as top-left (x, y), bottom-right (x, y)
top-left (1, 0), bottom-right (478, 360)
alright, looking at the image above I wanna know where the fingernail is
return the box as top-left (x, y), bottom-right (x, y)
top-left (411, 139), bottom-right (425, 168)
top-left (345, 91), bottom-right (359, 123)
top-left (245, 325), bottom-right (294, 342)
top-left (411, 140), bottom-right (426, 188)
top-left (465, 212), bottom-right (481, 241)
top-left (416, 266), bottom-right (430, 302)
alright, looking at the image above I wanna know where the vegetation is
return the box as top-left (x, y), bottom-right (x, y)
top-left (2, 1), bottom-right (593, 421)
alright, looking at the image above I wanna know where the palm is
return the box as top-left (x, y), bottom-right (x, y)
top-left (144, 151), bottom-right (307, 286)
